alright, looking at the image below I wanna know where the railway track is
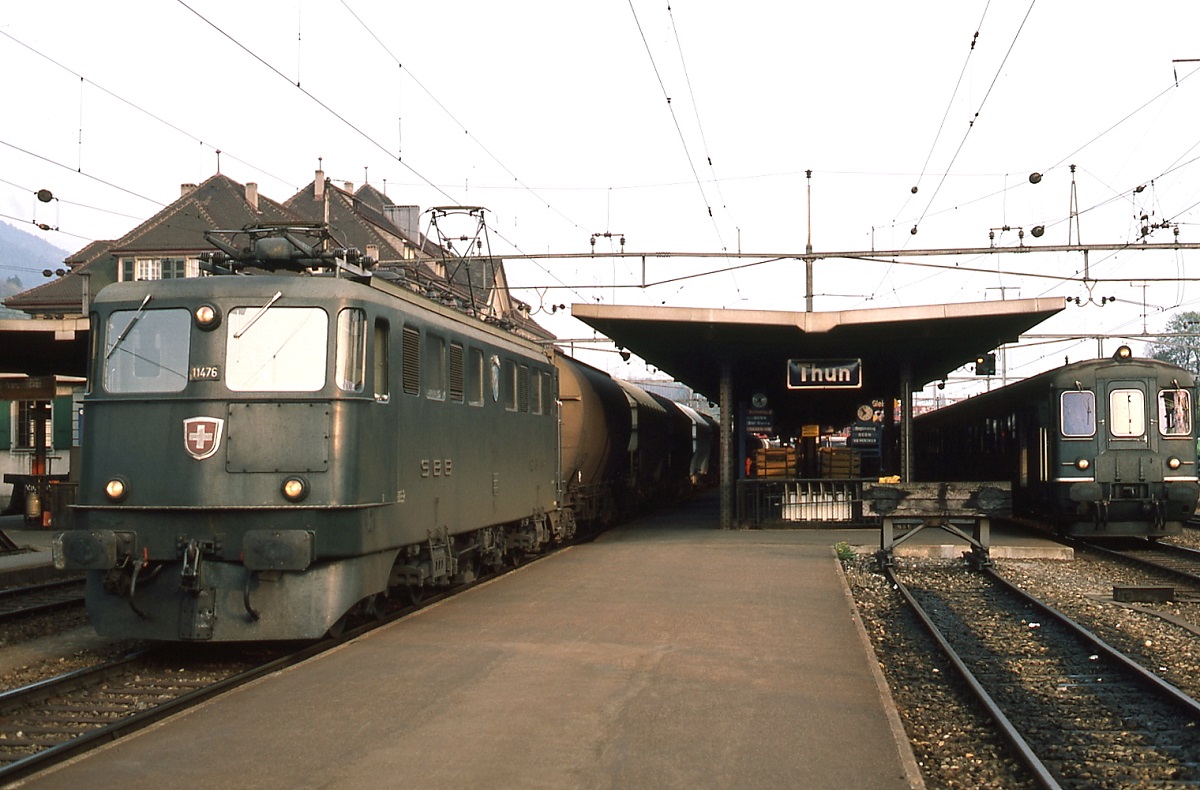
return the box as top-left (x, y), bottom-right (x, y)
top-left (0, 578), bottom-right (85, 623)
top-left (888, 562), bottom-right (1200, 788)
top-left (1072, 539), bottom-right (1200, 594)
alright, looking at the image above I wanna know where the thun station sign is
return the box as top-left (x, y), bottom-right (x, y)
top-left (787, 359), bottom-right (862, 389)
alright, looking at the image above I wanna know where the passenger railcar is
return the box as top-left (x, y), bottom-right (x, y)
top-left (54, 226), bottom-right (711, 641)
top-left (914, 346), bottom-right (1199, 537)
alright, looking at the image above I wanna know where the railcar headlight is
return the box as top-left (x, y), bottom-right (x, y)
top-left (105, 478), bottom-right (128, 502)
top-left (1168, 456), bottom-right (1183, 470)
top-left (1075, 457), bottom-right (1091, 471)
top-left (281, 476), bottom-right (309, 502)
top-left (1113, 345), bottom-right (1133, 361)
top-left (194, 304), bottom-right (221, 330)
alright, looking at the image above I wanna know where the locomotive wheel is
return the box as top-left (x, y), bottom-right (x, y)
top-left (326, 616), bottom-right (347, 639)
top-left (363, 593), bottom-right (387, 621)
top-left (405, 580), bottom-right (425, 605)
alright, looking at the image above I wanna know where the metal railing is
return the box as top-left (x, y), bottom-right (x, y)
top-left (736, 478), bottom-right (876, 528)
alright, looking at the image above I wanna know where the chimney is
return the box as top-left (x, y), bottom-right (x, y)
top-left (365, 244), bottom-right (379, 263)
top-left (314, 170), bottom-right (325, 201)
top-left (384, 205), bottom-right (421, 239)
top-left (344, 181), bottom-right (354, 192)
top-left (245, 182), bottom-right (259, 211)
top-left (180, 183), bottom-right (198, 197)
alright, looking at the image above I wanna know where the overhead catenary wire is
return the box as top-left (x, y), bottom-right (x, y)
top-left (911, 0), bottom-right (1039, 235)
top-left (626, 0), bottom-right (724, 247)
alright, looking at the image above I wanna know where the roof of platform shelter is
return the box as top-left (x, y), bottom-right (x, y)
top-left (570, 297), bottom-right (1066, 429)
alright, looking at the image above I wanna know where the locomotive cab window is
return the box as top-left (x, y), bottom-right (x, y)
top-left (104, 307), bottom-right (191, 393)
top-left (1109, 388), bottom-right (1146, 438)
top-left (1060, 390), bottom-right (1096, 437)
top-left (1159, 388), bottom-right (1192, 436)
top-left (335, 308), bottom-right (366, 392)
top-left (226, 307), bottom-right (327, 392)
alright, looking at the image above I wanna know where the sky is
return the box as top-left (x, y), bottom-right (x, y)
top-left (3, 1), bottom-right (1200, 404)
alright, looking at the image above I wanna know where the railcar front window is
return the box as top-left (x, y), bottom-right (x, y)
top-left (226, 307), bottom-right (327, 392)
top-left (1159, 388), bottom-right (1192, 436)
top-left (103, 308), bottom-right (190, 393)
top-left (1060, 390), bottom-right (1096, 437)
top-left (1109, 388), bottom-right (1145, 437)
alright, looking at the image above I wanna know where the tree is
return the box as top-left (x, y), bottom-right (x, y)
top-left (1147, 311), bottom-right (1200, 375)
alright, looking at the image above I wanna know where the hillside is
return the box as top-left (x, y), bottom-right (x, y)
top-left (0, 221), bottom-right (72, 317)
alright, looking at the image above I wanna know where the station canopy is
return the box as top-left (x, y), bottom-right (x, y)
top-left (0, 318), bottom-right (89, 378)
top-left (571, 297), bottom-right (1066, 433)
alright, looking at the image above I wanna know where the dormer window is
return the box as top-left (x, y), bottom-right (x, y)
top-left (119, 256), bottom-right (199, 282)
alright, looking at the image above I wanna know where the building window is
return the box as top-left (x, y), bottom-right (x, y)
top-left (14, 401), bottom-right (53, 451)
top-left (120, 256), bottom-right (198, 282)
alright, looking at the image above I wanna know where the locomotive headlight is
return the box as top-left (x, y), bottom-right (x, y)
top-left (1168, 456), bottom-right (1183, 470)
top-left (104, 478), bottom-right (128, 502)
top-left (194, 303), bottom-right (221, 330)
top-left (1075, 457), bottom-right (1091, 471)
top-left (281, 476), bottom-right (309, 502)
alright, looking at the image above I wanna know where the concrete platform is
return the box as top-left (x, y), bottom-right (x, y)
top-left (859, 519), bottom-right (1075, 560)
top-left (15, 496), bottom-right (925, 790)
top-left (0, 515), bottom-right (63, 586)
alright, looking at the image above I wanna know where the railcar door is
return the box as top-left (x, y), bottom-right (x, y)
top-left (1104, 379), bottom-right (1152, 452)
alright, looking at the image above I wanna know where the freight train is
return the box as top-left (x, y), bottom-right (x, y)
top-left (914, 346), bottom-right (1199, 537)
top-left (53, 225), bottom-right (716, 641)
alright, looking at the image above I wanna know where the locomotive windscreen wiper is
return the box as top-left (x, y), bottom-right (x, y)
top-left (234, 291), bottom-right (283, 339)
top-left (105, 294), bottom-right (153, 360)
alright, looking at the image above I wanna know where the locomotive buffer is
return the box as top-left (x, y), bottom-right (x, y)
top-left (865, 481), bottom-right (1012, 568)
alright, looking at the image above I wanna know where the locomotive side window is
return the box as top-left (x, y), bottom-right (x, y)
top-left (468, 348), bottom-right (484, 406)
top-left (504, 359), bottom-right (518, 411)
top-left (373, 319), bottom-right (389, 401)
top-left (401, 326), bottom-right (420, 396)
top-left (1109, 388), bottom-right (1145, 437)
top-left (226, 307), bottom-right (326, 392)
top-left (1060, 391), bottom-right (1096, 437)
top-left (335, 309), bottom-right (366, 392)
top-left (531, 370), bottom-right (544, 415)
top-left (1159, 388), bottom-right (1192, 436)
top-left (425, 334), bottom-right (446, 401)
top-left (489, 354), bottom-right (501, 402)
top-left (518, 365), bottom-right (530, 412)
top-left (104, 308), bottom-right (190, 393)
top-left (449, 343), bottom-right (464, 403)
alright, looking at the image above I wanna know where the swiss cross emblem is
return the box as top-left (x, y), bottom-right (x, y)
top-left (183, 417), bottom-right (224, 461)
